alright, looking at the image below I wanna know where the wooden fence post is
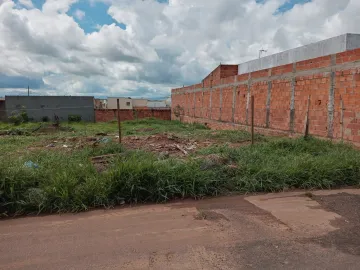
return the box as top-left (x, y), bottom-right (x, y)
top-left (117, 99), bottom-right (122, 144)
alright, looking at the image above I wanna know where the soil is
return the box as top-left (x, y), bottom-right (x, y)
top-left (2, 190), bottom-right (360, 269)
top-left (27, 132), bottom-right (248, 158)
top-left (136, 127), bottom-right (155, 132)
top-left (310, 193), bottom-right (360, 255)
top-left (122, 133), bottom-right (214, 157)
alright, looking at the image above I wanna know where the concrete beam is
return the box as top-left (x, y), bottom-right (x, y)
top-left (238, 34), bottom-right (360, 75)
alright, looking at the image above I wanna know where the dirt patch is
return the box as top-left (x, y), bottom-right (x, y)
top-left (26, 132), bottom-right (248, 157)
top-left (136, 127), bottom-right (155, 132)
top-left (195, 210), bottom-right (229, 221)
top-left (34, 125), bottom-right (74, 134)
top-left (309, 193), bottom-right (360, 255)
top-left (27, 136), bottom-right (112, 152)
top-left (122, 133), bottom-right (213, 157)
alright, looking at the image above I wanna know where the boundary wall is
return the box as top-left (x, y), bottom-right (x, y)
top-left (172, 49), bottom-right (360, 145)
top-left (95, 108), bottom-right (171, 122)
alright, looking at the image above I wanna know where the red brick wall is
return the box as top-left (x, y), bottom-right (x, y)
top-left (294, 74), bottom-right (330, 137)
top-left (95, 109), bottom-right (171, 122)
top-left (234, 84), bottom-right (248, 125)
top-left (172, 48), bottom-right (360, 145)
top-left (221, 87), bottom-right (233, 122)
top-left (195, 91), bottom-right (202, 118)
top-left (211, 88), bottom-right (221, 120)
top-left (251, 81), bottom-right (268, 127)
top-left (270, 79), bottom-right (292, 131)
top-left (202, 91), bottom-right (211, 118)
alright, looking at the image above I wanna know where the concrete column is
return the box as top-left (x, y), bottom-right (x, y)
top-left (289, 63), bottom-right (296, 132)
top-left (232, 86), bottom-right (236, 123)
top-left (245, 74), bottom-right (252, 125)
top-left (209, 74), bottom-right (213, 119)
top-left (327, 54), bottom-right (337, 138)
top-left (187, 91), bottom-right (190, 116)
top-left (201, 87), bottom-right (204, 118)
top-left (266, 81), bottom-right (272, 128)
top-left (193, 88), bottom-right (196, 117)
top-left (219, 88), bottom-right (223, 121)
top-left (209, 89), bottom-right (213, 120)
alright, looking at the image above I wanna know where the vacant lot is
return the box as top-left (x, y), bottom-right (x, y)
top-left (1, 118), bottom-right (360, 217)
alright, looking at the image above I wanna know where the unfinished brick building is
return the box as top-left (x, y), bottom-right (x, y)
top-left (171, 34), bottom-right (360, 145)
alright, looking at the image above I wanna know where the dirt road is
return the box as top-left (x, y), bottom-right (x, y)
top-left (1, 189), bottom-right (360, 269)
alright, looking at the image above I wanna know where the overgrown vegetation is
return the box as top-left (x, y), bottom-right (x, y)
top-left (8, 108), bottom-right (29, 125)
top-left (1, 118), bottom-right (360, 217)
top-left (68, 114), bottom-right (82, 122)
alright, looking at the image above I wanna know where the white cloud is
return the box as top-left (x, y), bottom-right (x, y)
top-left (19, 0), bottom-right (33, 8)
top-left (74, 9), bottom-right (85, 20)
top-left (0, 0), bottom-right (360, 98)
top-left (42, 0), bottom-right (78, 14)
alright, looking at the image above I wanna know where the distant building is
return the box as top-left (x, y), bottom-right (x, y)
top-left (5, 96), bottom-right (95, 122)
top-left (165, 97), bottom-right (171, 107)
top-left (107, 97), bottom-right (133, 110)
top-left (147, 100), bottom-right (167, 108)
top-left (0, 97), bottom-right (5, 121)
top-left (94, 99), bottom-right (107, 109)
top-left (104, 97), bottom-right (170, 110)
top-left (132, 98), bottom-right (148, 109)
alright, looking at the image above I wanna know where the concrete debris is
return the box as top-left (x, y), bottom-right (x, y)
top-left (24, 161), bottom-right (39, 169)
top-left (98, 137), bottom-right (110, 144)
top-left (227, 164), bottom-right (238, 170)
top-left (175, 144), bottom-right (188, 155)
top-left (122, 133), bottom-right (232, 157)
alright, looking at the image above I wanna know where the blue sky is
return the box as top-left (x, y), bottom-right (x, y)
top-left (27, 0), bottom-right (171, 33)
top-left (29, 0), bottom-right (127, 33)
top-left (68, 1), bottom-right (126, 33)
top-left (1, 0), bottom-right (357, 98)
top-left (24, 0), bottom-right (311, 34)
top-left (276, 0), bottom-right (312, 13)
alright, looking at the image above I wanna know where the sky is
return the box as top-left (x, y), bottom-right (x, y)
top-left (0, 0), bottom-right (359, 99)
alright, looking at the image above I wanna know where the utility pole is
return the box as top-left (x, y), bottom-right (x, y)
top-left (28, 85), bottom-right (30, 96)
top-left (259, 49), bottom-right (267, 59)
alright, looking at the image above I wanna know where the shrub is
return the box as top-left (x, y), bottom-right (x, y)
top-left (8, 108), bottom-right (29, 125)
top-left (20, 111), bottom-right (29, 123)
top-left (41, 116), bottom-right (50, 122)
top-left (68, 114), bottom-right (82, 122)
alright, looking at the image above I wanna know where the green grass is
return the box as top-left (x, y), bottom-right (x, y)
top-left (198, 137), bottom-right (360, 192)
top-left (1, 118), bottom-right (360, 217)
